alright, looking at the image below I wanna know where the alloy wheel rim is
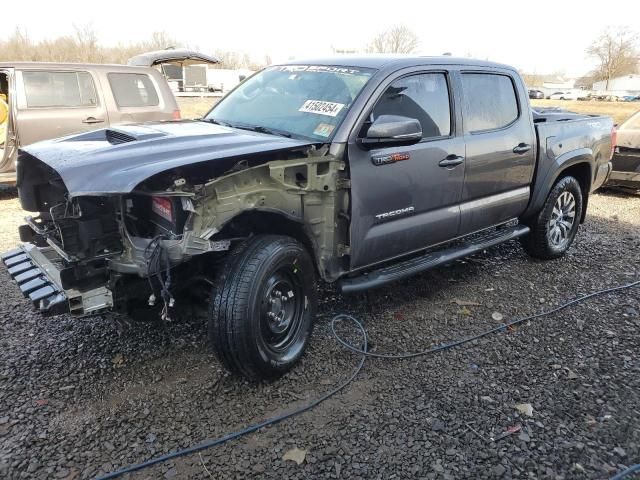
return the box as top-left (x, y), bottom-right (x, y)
top-left (547, 191), bottom-right (576, 249)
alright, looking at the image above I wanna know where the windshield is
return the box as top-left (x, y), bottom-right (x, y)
top-left (205, 65), bottom-right (375, 141)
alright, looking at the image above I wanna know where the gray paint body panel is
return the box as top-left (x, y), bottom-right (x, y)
top-left (20, 121), bottom-right (315, 196)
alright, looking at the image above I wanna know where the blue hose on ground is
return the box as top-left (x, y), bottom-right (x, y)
top-left (97, 279), bottom-right (640, 480)
top-left (610, 464), bottom-right (640, 480)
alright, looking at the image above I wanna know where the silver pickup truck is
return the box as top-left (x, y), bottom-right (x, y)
top-left (3, 56), bottom-right (614, 379)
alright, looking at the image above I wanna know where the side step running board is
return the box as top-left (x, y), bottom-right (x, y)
top-left (338, 224), bottom-right (530, 294)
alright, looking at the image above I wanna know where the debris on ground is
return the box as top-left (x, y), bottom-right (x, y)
top-left (515, 403), bottom-right (534, 417)
top-left (282, 447), bottom-right (307, 465)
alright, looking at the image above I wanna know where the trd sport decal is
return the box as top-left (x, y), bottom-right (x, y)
top-left (371, 152), bottom-right (411, 166)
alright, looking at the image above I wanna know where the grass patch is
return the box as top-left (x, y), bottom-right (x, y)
top-left (176, 97), bottom-right (220, 119)
top-left (531, 99), bottom-right (638, 125)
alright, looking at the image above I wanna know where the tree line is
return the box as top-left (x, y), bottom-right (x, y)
top-left (0, 27), bottom-right (266, 70)
top-left (1, 24), bottom-right (637, 88)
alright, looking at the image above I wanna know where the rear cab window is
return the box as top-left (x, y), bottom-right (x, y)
top-left (23, 71), bottom-right (97, 108)
top-left (369, 72), bottom-right (452, 140)
top-left (461, 73), bottom-right (519, 133)
top-left (108, 73), bottom-right (159, 108)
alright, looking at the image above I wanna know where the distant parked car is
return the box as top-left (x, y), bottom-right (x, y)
top-left (0, 56), bottom-right (199, 176)
top-left (607, 110), bottom-right (640, 192)
top-left (528, 89), bottom-right (544, 99)
top-left (621, 95), bottom-right (640, 102)
top-left (549, 91), bottom-right (581, 101)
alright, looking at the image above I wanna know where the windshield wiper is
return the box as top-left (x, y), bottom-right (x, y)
top-left (201, 119), bottom-right (294, 139)
top-left (200, 117), bottom-right (231, 127)
top-left (230, 124), bottom-right (292, 138)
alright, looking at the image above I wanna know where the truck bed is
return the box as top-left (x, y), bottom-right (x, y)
top-left (525, 112), bottom-right (614, 218)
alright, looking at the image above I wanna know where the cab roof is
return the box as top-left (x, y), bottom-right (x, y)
top-left (0, 61), bottom-right (152, 71)
top-left (282, 55), bottom-right (515, 72)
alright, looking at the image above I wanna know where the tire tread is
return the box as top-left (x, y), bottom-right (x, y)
top-left (208, 235), bottom-right (315, 379)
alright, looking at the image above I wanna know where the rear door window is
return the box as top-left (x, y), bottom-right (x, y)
top-left (371, 72), bottom-right (451, 139)
top-left (461, 73), bottom-right (519, 132)
top-left (23, 71), bottom-right (97, 108)
top-left (108, 73), bottom-right (159, 107)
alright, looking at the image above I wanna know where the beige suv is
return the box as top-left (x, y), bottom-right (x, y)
top-left (0, 62), bottom-right (181, 179)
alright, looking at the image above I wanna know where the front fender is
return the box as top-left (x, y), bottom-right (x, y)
top-left (190, 156), bottom-right (350, 281)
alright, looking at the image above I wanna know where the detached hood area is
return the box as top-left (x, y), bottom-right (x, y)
top-left (21, 121), bottom-right (315, 196)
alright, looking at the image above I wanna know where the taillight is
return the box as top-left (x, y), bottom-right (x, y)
top-left (610, 126), bottom-right (617, 160)
top-left (172, 109), bottom-right (181, 120)
top-left (151, 196), bottom-right (173, 222)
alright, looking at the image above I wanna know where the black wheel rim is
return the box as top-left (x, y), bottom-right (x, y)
top-left (260, 267), bottom-right (305, 353)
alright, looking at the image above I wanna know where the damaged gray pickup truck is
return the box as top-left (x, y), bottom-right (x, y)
top-left (3, 56), bottom-right (614, 379)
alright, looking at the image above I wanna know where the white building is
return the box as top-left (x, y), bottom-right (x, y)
top-left (539, 79), bottom-right (580, 98)
top-left (593, 74), bottom-right (640, 94)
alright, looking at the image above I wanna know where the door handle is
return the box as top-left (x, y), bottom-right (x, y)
top-left (513, 143), bottom-right (531, 154)
top-left (82, 117), bottom-right (105, 124)
top-left (439, 154), bottom-right (464, 167)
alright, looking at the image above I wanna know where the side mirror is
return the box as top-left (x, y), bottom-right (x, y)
top-left (361, 115), bottom-right (422, 146)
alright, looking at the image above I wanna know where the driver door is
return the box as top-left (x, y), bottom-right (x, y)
top-left (347, 70), bottom-right (465, 269)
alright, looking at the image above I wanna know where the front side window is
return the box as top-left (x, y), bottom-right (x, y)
top-left (108, 73), bottom-right (159, 107)
top-left (462, 73), bottom-right (519, 132)
top-left (369, 72), bottom-right (451, 139)
top-left (23, 71), bottom-right (97, 108)
top-left (206, 65), bottom-right (375, 141)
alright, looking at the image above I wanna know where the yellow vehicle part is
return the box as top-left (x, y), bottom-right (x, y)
top-left (0, 94), bottom-right (7, 145)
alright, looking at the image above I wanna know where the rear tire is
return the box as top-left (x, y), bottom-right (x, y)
top-left (209, 235), bottom-right (317, 380)
top-left (521, 176), bottom-right (583, 259)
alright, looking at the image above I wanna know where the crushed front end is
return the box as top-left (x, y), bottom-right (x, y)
top-left (4, 144), bottom-right (348, 318)
top-left (4, 152), bottom-right (199, 317)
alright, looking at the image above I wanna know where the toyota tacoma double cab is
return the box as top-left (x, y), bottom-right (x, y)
top-left (3, 56), bottom-right (614, 379)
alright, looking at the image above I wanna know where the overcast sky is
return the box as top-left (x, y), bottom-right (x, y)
top-left (6, 0), bottom-right (640, 77)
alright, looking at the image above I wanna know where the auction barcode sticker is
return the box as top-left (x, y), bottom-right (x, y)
top-left (299, 100), bottom-right (345, 117)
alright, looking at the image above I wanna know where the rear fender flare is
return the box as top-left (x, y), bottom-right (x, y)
top-left (523, 149), bottom-right (593, 220)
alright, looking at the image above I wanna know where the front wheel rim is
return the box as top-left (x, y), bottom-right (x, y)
top-left (547, 191), bottom-right (576, 249)
top-left (259, 268), bottom-right (305, 353)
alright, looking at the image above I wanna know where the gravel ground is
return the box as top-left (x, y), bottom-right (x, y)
top-left (0, 190), bottom-right (639, 479)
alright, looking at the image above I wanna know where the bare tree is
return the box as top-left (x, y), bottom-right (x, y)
top-left (142, 31), bottom-right (179, 51)
top-left (1, 27), bottom-right (33, 61)
top-left (74, 24), bottom-right (99, 62)
top-left (213, 50), bottom-right (243, 69)
top-left (0, 28), bottom-right (185, 64)
top-left (587, 27), bottom-right (639, 89)
top-left (367, 25), bottom-right (419, 54)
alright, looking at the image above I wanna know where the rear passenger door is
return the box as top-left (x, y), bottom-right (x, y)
top-left (458, 71), bottom-right (536, 235)
top-left (348, 70), bottom-right (465, 268)
top-left (16, 70), bottom-right (108, 145)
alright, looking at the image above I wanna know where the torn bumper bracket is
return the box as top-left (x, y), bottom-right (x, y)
top-left (2, 246), bottom-right (69, 315)
top-left (3, 244), bottom-right (114, 316)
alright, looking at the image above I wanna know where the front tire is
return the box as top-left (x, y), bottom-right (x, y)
top-left (209, 235), bottom-right (317, 380)
top-left (521, 176), bottom-right (583, 259)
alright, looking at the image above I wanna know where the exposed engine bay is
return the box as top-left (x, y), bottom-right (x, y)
top-left (13, 139), bottom-right (349, 317)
